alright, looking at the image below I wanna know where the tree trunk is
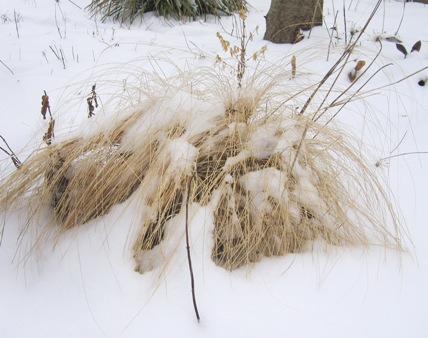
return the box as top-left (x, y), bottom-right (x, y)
top-left (264, 0), bottom-right (324, 44)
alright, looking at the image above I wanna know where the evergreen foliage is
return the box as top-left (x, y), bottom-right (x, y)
top-left (87, 0), bottom-right (246, 22)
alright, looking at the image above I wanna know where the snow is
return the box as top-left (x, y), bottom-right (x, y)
top-left (1, 0), bottom-right (427, 337)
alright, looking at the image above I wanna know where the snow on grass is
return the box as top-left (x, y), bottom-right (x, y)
top-left (0, 0), bottom-right (427, 337)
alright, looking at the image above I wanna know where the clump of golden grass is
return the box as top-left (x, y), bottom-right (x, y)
top-left (0, 59), bottom-right (405, 272)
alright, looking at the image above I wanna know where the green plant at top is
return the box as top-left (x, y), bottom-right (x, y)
top-left (87, 0), bottom-right (247, 23)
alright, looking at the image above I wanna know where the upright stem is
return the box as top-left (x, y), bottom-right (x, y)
top-left (185, 176), bottom-right (200, 322)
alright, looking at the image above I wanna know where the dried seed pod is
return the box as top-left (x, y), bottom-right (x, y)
top-left (43, 118), bottom-right (55, 145)
top-left (87, 97), bottom-right (95, 118)
top-left (87, 84), bottom-right (98, 118)
top-left (41, 93), bottom-right (49, 120)
top-left (291, 55), bottom-right (296, 78)
top-left (354, 60), bottom-right (366, 72)
top-left (91, 84), bottom-right (98, 108)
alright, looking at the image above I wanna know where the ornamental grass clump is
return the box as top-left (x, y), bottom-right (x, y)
top-left (0, 60), bottom-right (404, 272)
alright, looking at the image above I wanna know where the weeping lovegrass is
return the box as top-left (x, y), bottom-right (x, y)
top-left (0, 0), bottom-right (411, 274)
top-left (0, 49), bottom-right (406, 272)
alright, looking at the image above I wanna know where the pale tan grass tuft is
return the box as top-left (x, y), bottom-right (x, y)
top-left (0, 62), bottom-right (405, 272)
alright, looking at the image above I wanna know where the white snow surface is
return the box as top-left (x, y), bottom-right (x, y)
top-left (1, 0), bottom-right (428, 337)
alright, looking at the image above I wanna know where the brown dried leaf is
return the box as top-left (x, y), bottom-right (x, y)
top-left (396, 43), bottom-right (408, 58)
top-left (411, 40), bottom-right (421, 53)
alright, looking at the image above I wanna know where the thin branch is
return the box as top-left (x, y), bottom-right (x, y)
top-left (395, 1), bottom-right (406, 36)
top-left (55, 10), bottom-right (63, 39)
top-left (67, 0), bottom-right (82, 9)
top-left (0, 59), bottom-right (14, 75)
top-left (0, 219), bottom-right (4, 246)
top-left (299, 0), bottom-right (382, 117)
top-left (343, 0), bottom-right (347, 47)
top-left (314, 43), bottom-right (386, 124)
top-left (320, 63), bottom-right (393, 129)
top-left (49, 45), bottom-right (60, 60)
top-left (380, 151), bottom-right (428, 161)
top-left (326, 11), bottom-right (339, 62)
top-left (185, 175), bottom-right (200, 322)
top-left (289, 0), bottom-right (383, 177)
top-left (14, 10), bottom-right (20, 38)
top-left (0, 135), bottom-right (22, 168)
top-left (308, 0), bottom-right (324, 39)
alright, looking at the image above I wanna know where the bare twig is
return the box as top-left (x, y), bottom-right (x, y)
top-left (14, 10), bottom-right (20, 38)
top-left (185, 175), bottom-right (200, 322)
top-left (320, 63), bottom-right (393, 129)
top-left (326, 11), bottom-right (339, 61)
top-left (59, 48), bottom-right (66, 69)
top-left (237, 10), bottom-right (247, 88)
top-left (380, 151), bottom-right (428, 161)
top-left (67, 0), bottom-right (82, 9)
top-left (87, 84), bottom-right (98, 118)
top-left (49, 45), bottom-right (60, 60)
top-left (0, 135), bottom-right (21, 168)
top-left (0, 59), bottom-right (14, 75)
top-left (395, 1), bottom-right (406, 36)
top-left (54, 4), bottom-right (63, 39)
top-left (308, 0), bottom-right (324, 39)
top-left (42, 51), bottom-right (49, 64)
top-left (290, 0), bottom-right (383, 176)
top-left (0, 220), bottom-right (4, 246)
top-left (54, 1), bottom-right (67, 39)
top-left (343, 0), bottom-right (347, 47)
top-left (49, 45), bottom-right (66, 69)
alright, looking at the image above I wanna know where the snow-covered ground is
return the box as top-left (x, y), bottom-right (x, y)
top-left (0, 0), bottom-right (427, 337)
